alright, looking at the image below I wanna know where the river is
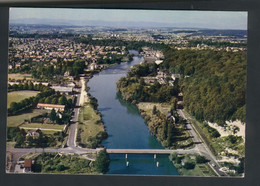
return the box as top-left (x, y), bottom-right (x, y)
top-left (88, 50), bottom-right (178, 175)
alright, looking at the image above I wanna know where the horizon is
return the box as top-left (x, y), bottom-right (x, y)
top-left (10, 8), bottom-right (247, 30)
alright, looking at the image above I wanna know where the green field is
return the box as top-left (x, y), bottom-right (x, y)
top-left (137, 102), bottom-right (171, 115)
top-left (7, 109), bottom-right (48, 127)
top-left (78, 103), bottom-right (105, 147)
top-left (8, 90), bottom-right (39, 108)
top-left (20, 123), bottom-right (65, 131)
top-left (176, 163), bottom-right (217, 177)
top-left (8, 73), bottom-right (33, 81)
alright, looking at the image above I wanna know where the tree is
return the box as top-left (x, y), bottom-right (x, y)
top-left (45, 97), bottom-right (52, 104)
top-left (184, 161), bottom-right (195, 169)
top-left (152, 105), bottom-right (157, 115)
top-left (94, 149), bottom-right (110, 173)
top-left (50, 109), bottom-right (57, 123)
top-left (196, 155), bottom-right (208, 163)
top-left (58, 95), bottom-right (67, 105)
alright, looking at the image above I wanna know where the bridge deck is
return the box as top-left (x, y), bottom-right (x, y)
top-left (105, 149), bottom-right (197, 154)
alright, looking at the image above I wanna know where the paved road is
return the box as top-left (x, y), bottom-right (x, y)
top-left (67, 78), bottom-right (84, 148)
top-left (67, 106), bottom-right (79, 148)
top-left (177, 109), bottom-right (228, 176)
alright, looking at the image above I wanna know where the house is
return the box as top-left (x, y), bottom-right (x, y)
top-left (171, 74), bottom-right (181, 81)
top-left (26, 130), bottom-right (40, 139)
top-left (144, 56), bottom-right (156, 64)
top-left (89, 62), bottom-right (98, 70)
top-left (67, 82), bottom-right (76, 87)
top-left (24, 159), bottom-right (33, 173)
top-left (155, 60), bottom-right (163, 65)
top-left (37, 103), bottom-right (65, 111)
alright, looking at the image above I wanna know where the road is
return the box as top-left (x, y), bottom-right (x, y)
top-left (67, 77), bottom-right (86, 148)
top-left (177, 109), bottom-right (228, 176)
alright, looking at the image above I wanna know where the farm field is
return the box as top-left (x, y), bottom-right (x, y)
top-left (7, 109), bottom-right (48, 127)
top-left (8, 90), bottom-right (39, 108)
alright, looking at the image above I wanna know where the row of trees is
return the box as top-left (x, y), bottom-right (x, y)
top-left (8, 82), bottom-right (49, 92)
top-left (8, 86), bottom-right (55, 116)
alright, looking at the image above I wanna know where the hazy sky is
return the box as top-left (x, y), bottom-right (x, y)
top-left (10, 8), bottom-right (247, 30)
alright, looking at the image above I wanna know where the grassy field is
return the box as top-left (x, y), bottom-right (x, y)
top-left (6, 142), bottom-right (16, 148)
top-left (8, 90), bottom-right (38, 108)
top-left (137, 102), bottom-right (171, 115)
top-left (176, 163), bottom-right (218, 177)
top-left (78, 103), bottom-right (105, 147)
top-left (33, 153), bottom-right (98, 174)
top-left (20, 123), bottom-right (65, 131)
top-left (8, 73), bottom-right (33, 81)
top-left (7, 109), bottom-right (48, 127)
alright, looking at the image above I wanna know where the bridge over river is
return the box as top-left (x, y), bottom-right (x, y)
top-left (95, 148), bottom-right (198, 155)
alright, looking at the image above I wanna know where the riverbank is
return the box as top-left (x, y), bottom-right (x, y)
top-left (136, 103), bottom-right (214, 177)
top-left (76, 61), bottom-right (131, 149)
top-left (137, 102), bottom-right (193, 149)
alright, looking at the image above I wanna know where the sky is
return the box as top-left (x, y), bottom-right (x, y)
top-left (10, 8), bottom-right (247, 30)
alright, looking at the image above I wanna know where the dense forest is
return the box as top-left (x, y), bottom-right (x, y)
top-left (118, 48), bottom-right (246, 125)
top-left (161, 48), bottom-right (246, 124)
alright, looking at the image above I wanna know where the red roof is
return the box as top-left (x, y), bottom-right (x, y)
top-left (24, 159), bottom-right (32, 168)
top-left (37, 103), bottom-right (65, 109)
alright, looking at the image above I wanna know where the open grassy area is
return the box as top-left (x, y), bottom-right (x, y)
top-left (137, 102), bottom-right (171, 115)
top-left (176, 163), bottom-right (218, 177)
top-left (77, 103), bottom-right (106, 148)
top-left (6, 142), bottom-right (16, 148)
top-left (20, 123), bottom-right (65, 131)
top-left (7, 109), bottom-right (48, 127)
top-left (8, 73), bottom-right (33, 81)
top-left (32, 153), bottom-right (98, 174)
top-left (8, 90), bottom-right (39, 108)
